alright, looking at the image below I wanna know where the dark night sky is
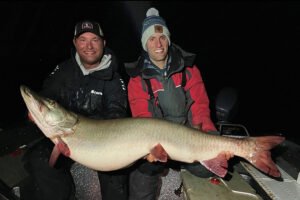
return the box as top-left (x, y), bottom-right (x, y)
top-left (0, 2), bottom-right (299, 143)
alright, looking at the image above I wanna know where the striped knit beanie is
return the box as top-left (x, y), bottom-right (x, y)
top-left (141, 8), bottom-right (171, 51)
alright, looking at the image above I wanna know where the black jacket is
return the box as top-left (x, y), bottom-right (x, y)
top-left (40, 47), bottom-right (128, 119)
top-left (1, 47), bottom-right (129, 155)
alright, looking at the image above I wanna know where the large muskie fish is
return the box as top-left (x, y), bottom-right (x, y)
top-left (20, 85), bottom-right (284, 178)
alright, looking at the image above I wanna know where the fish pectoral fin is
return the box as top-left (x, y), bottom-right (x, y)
top-left (56, 138), bottom-right (71, 157)
top-left (48, 138), bottom-right (71, 167)
top-left (149, 143), bottom-right (168, 162)
top-left (200, 152), bottom-right (229, 178)
top-left (49, 145), bottom-right (60, 167)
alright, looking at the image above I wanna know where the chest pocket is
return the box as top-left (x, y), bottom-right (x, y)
top-left (158, 79), bottom-right (187, 124)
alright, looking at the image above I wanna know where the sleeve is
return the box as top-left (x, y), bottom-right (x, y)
top-left (185, 65), bottom-right (217, 132)
top-left (102, 72), bottom-right (129, 119)
top-left (127, 76), bottom-right (152, 118)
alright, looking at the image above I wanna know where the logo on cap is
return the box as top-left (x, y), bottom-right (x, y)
top-left (154, 25), bottom-right (163, 33)
top-left (82, 22), bottom-right (93, 30)
top-left (74, 20), bottom-right (104, 38)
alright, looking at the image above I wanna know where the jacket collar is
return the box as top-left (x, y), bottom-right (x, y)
top-left (126, 43), bottom-right (196, 79)
top-left (71, 47), bottom-right (118, 80)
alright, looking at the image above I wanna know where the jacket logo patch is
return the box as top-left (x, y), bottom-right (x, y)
top-left (91, 90), bottom-right (102, 95)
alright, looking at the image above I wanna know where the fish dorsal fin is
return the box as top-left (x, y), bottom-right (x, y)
top-left (149, 143), bottom-right (168, 162)
top-left (48, 137), bottom-right (70, 167)
top-left (200, 152), bottom-right (230, 178)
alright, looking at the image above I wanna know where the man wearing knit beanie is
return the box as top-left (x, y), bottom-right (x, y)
top-left (127, 7), bottom-right (218, 200)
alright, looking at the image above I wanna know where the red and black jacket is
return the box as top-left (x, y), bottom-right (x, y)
top-left (126, 44), bottom-right (216, 132)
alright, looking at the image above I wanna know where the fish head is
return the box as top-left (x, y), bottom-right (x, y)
top-left (20, 85), bottom-right (78, 139)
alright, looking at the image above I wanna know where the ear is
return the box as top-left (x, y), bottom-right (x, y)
top-left (103, 39), bottom-right (106, 47)
top-left (73, 38), bottom-right (76, 46)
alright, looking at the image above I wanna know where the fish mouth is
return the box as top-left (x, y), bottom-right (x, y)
top-left (20, 85), bottom-right (49, 133)
top-left (20, 85), bottom-right (43, 119)
top-left (20, 85), bottom-right (32, 100)
top-left (20, 85), bottom-right (40, 105)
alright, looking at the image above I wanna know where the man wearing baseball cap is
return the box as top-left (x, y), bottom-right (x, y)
top-left (23, 20), bottom-right (129, 200)
top-left (126, 8), bottom-right (217, 200)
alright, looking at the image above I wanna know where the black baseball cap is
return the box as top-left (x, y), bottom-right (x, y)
top-left (74, 20), bottom-right (104, 38)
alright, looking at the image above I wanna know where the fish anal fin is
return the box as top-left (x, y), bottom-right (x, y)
top-left (48, 137), bottom-right (70, 167)
top-left (200, 152), bottom-right (230, 178)
top-left (149, 143), bottom-right (168, 162)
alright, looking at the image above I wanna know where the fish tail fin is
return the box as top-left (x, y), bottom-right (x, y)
top-left (201, 151), bottom-right (233, 178)
top-left (246, 136), bottom-right (285, 177)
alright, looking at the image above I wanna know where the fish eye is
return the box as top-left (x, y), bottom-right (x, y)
top-left (48, 99), bottom-right (56, 106)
